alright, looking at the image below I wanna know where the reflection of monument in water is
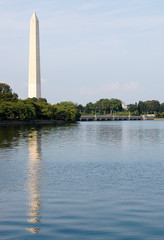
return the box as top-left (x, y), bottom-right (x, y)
top-left (26, 130), bottom-right (42, 234)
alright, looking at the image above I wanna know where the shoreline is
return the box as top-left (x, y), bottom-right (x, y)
top-left (154, 118), bottom-right (164, 120)
top-left (0, 120), bottom-right (75, 126)
top-left (1, 118), bottom-right (163, 125)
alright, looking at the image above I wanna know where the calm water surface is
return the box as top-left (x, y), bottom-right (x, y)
top-left (0, 121), bottom-right (164, 239)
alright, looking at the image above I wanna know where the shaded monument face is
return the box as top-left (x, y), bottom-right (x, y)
top-left (28, 12), bottom-right (41, 99)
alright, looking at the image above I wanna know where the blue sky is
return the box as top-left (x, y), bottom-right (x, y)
top-left (0, 0), bottom-right (164, 105)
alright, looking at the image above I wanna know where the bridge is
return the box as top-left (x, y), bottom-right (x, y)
top-left (80, 115), bottom-right (154, 121)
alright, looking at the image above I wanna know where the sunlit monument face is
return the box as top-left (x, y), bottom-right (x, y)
top-left (28, 12), bottom-right (41, 99)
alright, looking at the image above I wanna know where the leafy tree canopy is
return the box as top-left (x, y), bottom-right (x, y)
top-left (58, 101), bottom-right (77, 107)
top-left (127, 104), bottom-right (138, 112)
top-left (0, 83), bottom-right (18, 102)
top-left (160, 103), bottom-right (164, 113)
top-left (0, 84), bottom-right (80, 122)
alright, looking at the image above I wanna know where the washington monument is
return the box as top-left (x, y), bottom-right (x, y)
top-left (28, 12), bottom-right (41, 98)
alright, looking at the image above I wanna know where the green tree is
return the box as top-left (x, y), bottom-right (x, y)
top-left (85, 102), bottom-right (94, 114)
top-left (160, 103), bottom-right (164, 113)
top-left (37, 98), bottom-right (47, 103)
top-left (145, 100), bottom-right (160, 113)
top-left (0, 83), bottom-right (18, 102)
top-left (58, 101), bottom-right (77, 107)
top-left (77, 104), bottom-right (84, 113)
top-left (24, 99), bottom-right (42, 119)
top-left (0, 83), bottom-right (12, 93)
top-left (127, 104), bottom-right (138, 112)
top-left (138, 101), bottom-right (146, 114)
top-left (95, 99), bottom-right (110, 114)
top-left (109, 98), bottom-right (122, 112)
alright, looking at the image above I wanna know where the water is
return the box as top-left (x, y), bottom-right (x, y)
top-left (0, 121), bottom-right (164, 239)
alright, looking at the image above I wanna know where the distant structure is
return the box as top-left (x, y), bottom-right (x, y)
top-left (28, 12), bottom-right (41, 98)
top-left (122, 101), bottom-right (127, 110)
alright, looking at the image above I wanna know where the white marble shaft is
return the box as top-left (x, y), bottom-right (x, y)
top-left (28, 12), bottom-right (41, 98)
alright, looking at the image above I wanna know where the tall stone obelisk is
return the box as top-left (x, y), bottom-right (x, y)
top-left (28, 12), bottom-right (41, 98)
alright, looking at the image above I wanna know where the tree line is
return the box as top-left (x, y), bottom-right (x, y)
top-left (76, 98), bottom-right (164, 117)
top-left (0, 84), bottom-right (80, 122)
top-left (1, 83), bottom-right (164, 120)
